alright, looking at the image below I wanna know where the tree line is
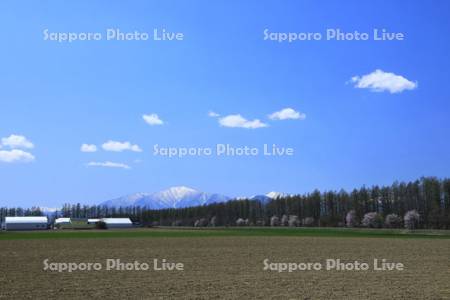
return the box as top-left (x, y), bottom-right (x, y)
top-left (1, 177), bottom-right (450, 229)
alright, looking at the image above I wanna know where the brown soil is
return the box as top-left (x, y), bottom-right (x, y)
top-left (0, 237), bottom-right (449, 299)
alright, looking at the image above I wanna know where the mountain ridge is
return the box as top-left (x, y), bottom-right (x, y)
top-left (100, 186), bottom-right (286, 209)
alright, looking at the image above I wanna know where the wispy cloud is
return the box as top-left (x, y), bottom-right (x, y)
top-left (350, 69), bottom-right (417, 93)
top-left (87, 161), bottom-right (130, 169)
top-left (1, 134), bottom-right (34, 149)
top-left (80, 144), bottom-right (97, 153)
top-left (219, 114), bottom-right (268, 129)
top-left (0, 149), bottom-right (35, 163)
top-left (208, 111), bottom-right (220, 117)
top-left (102, 140), bottom-right (142, 152)
top-left (143, 113), bottom-right (164, 126)
top-left (269, 108), bottom-right (305, 121)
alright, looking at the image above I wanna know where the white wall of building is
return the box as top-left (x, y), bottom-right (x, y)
top-left (5, 216), bottom-right (48, 231)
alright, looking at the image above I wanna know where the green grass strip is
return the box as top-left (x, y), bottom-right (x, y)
top-left (1, 227), bottom-right (450, 241)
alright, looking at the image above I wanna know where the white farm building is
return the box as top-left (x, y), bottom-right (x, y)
top-left (87, 218), bottom-right (101, 224)
top-left (101, 218), bottom-right (133, 229)
top-left (4, 216), bottom-right (48, 231)
top-left (54, 218), bottom-right (71, 226)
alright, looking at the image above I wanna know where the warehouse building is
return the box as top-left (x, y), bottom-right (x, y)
top-left (101, 218), bottom-right (133, 229)
top-left (4, 216), bottom-right (48, 231)
top-left (54, 218), bottom-right (71, 226)
top-left (87, 218), bottom-right (101, 224)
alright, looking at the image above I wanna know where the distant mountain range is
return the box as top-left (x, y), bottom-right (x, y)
top-left (100, 186), bottom-right (287, 209)
top-left (248, 191), bottom-right (288, 204)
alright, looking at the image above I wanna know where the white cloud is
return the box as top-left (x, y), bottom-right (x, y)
top-left (350, 69), bottom-right (417, 93)
top-left (102, 140), bottom-right (142, 152)
top-left (1, 134), bottom-right (34, 149)
top-left (208, 111), bottom-right (220, 117)
top-left (80, 144), bottom-right (97, 153)
top-left (218, 114), bottom-right (268, 129)
top-left (143, 113), bottom-right (164, 126)
top-left (87, 161), bottom-right (130, 169)
top-left (0, 149), bottom-right (35, 163)
top-left (268, 108), bottom-right (305, 120)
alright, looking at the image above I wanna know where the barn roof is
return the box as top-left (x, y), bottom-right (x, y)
top-left (101, 218), bottom-right (132, 224)
top-left (5, 216), bottom-right (48, 223)
top-left (55, 218), bottom-right (71, 224)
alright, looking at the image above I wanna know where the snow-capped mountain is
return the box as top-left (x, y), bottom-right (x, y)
top-left (101, 192), bottom-right (152, 208)
top-left (100, 187), bottom-right (290, 209)
top-left (266, 191), bottom-right (288, 199)
top-left (100, 186), bottom-right (230, 209)
top-left (250, 191), bottom-right (289, 203)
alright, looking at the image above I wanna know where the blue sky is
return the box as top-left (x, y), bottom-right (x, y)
top-left (1, 0), bottom-right (450, 207)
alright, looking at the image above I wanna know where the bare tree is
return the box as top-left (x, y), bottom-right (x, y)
top-left (210, 216), bottom-right (217, 227)
top-left (288, 215), bottom-right (300, 227)
top-left (346, 210), bottom-right (358, 227)
top-left (361, 212), bottom-right (383, 228)
top-left (302, 217), bottom-right (314, 227)
top-left (385, 214), bottom-right (402, 228)
top-left (281, 214), bottom-right (289, 226)
top-left (404, 210), bottom-right (420, 230)
top-left (270, 216), bottom-right (280, 227)
top-left (236, 218), bottom-right (246, 226)
top-left (194, 218), bottom-right (208, 227)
